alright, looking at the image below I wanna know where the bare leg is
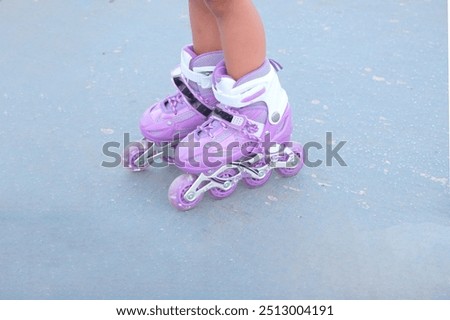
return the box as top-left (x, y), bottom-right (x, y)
top-left (189, 0), bottom-right (222, 55)
top-left (204, 0), bottom-right (266, 80)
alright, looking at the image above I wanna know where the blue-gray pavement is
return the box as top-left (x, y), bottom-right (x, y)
top-left (0, 0), bottom-right (449, 299)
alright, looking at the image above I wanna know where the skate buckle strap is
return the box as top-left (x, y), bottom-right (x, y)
top-left (179, 50), bottom-right (215, 89)
top-left (172, 75), bottom-right (213, 118)
top-left (180, 63), bottom-right (213, 89)
top-left (212, 108), bottom-right (264, 136)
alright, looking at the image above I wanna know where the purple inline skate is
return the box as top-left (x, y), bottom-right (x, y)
top-left (124, 45), bottom-right (223, 171)
top-left (168, 59), bottom-right (304, 211)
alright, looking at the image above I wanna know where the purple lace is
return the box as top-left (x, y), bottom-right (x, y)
top-left (166, 93), bottom-right (183, 115)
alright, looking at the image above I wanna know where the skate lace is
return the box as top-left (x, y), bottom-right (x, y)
top-left (245, 122), bottom-right (259, 135)
top-left (222, 105), bottom-right (262, 142)
top-left (243, 123), bottom-right (262, 142)
top-left (167, 93), bottom-right (183, 115)
top-left (197, 118), bottom-right (228, 138)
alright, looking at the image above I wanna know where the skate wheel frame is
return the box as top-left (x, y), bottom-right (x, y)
top-left (124, 141), bottom-right (152, 171)
top-left (168, 142), bottom-right (304, 211)
top-left (124, 139), bottom-right (178, 171)
top-left (168, 174), bottom-right (205, 211)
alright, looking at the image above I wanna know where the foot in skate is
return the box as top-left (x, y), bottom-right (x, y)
top-left (169, 59), bottom-right (304, 210)
top-left (124, 45), bottom-right (224, 171)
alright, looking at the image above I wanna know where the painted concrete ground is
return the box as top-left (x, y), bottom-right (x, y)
top-left (0, 0), bottom-right (449, 299)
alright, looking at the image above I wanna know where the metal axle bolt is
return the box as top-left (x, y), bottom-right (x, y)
top-left (186, 192), bottom-right (195, 201)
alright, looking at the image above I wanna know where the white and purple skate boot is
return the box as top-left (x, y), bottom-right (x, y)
top-left (168, 59), bottom-right (304, 210)
top-left (124, 45), bottom-right (223, 171)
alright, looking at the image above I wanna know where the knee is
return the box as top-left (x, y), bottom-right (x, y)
top-left (204, 0), bottom-right (231, 18)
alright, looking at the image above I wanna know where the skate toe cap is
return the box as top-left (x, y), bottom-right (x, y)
top-left (139, 104), bottom-right (175, 141)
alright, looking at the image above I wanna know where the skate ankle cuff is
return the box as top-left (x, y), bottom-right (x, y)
top-left (179, 50), bottom-right (215, 89)
top-left (212, 60), bottom-right (289, 125)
